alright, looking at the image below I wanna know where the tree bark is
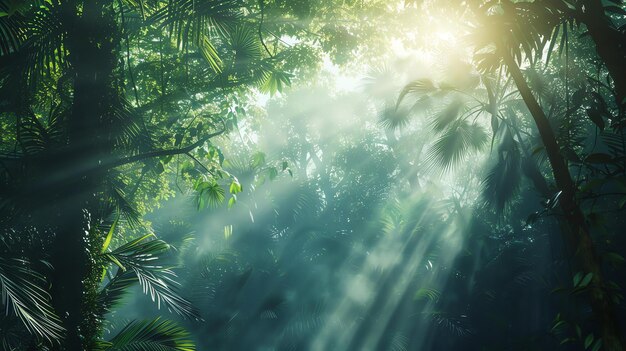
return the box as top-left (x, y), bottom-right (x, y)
top-left (502, 48), bottom-right (624, 351)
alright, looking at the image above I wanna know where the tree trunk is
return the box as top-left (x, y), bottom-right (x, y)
top-left (49, 1), bottom-right (119, 349)
top-left (502, 49), bottom-right (624, 351)
top-left (581, 0), bottom-right (626, 105)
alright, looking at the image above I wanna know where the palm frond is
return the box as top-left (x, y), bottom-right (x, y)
top-left (228, 25), bottom-right (262, 69)
top-left (199, 34), bottom-right (223, 73)
top-left (97, 270), bottom-right (138, 316)
top-left (429, 312), bottom-right (472, 337)
top-left (397, 78), bottom-right (437, 107)
top-left (105, 318), bottom-right (195, 351)
top-left (482, 145), bottom-right (522, 212)
top-left (379, 103), bottom-right (412, 130)
top-left (103, 235), bottom-right (200, 319)
top-left (149, 0), bottom-right (243, 67)
top-left (0, 2), bottom-right (25, 56)
top-left (0, 257), bottom-right (64, 342)
top-left (389, 333), bottom-right (409, 351)
top-left (430, 99), bottom-right (464, 132)
top-left (22, 2), bottom-right (67, 85)
top-left (601, 131), bottom-right (626, 156)
top-left (120, 0), bottom-right (155, 21)
top-left (0, 312), bottom-right (29, 350)
top-left (110, 99), bottom-right (154, 154)
top-left (151, 0), bottom-right (242, 40)
top-left (194, 179), bottom-right (225, 210)
top-left (362, 65), bottom-right (398, 99)
top-left (414, 287), bottom-right (441, 302)
top-left (260, 69), bottom-right (292, 95)
top-left (108, 179), bottom-right (142, 228)
top-left (425, 120), bottom-right (487, 172)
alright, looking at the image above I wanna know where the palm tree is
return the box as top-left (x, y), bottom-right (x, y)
top-left (398, 1), bottom-right (625, 348)
top-left (471, 2), bottom-right (623, 348)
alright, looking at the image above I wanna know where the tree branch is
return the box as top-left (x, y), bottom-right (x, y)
top-left (258, 0), bottom-right (273, 57)
top-left (104, 126), bottom-right (227, 170)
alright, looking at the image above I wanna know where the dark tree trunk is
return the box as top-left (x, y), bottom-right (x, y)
top-left (49, 1), bottom-right (119, 349)
top-left (581, 0), bottom-right (626, 105)
top-left (502, 49), bottom-right (624, 351)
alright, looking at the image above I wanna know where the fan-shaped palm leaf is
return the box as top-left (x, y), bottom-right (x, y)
top-left (151, 0), bottom-right (242, 40)
top-left (194, 179), bottom-right (225, 209)
top-left (397, 78), bottom-right (437, 107)
top-left (379, 103), bottom-right (412, 131)
top-left (425, 120), bottom-right (487, 172)
top-left (228, 25), bottom-right (262, 71)
top-left (362, 65), bottom-right (398, 99)
top-left (430, 98), bottom-right (464, 132)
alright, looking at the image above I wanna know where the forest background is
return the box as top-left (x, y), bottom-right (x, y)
top-left (1, 0), bottom-right (626, 350)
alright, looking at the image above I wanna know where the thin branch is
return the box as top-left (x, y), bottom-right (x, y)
top-left (580, 192), bottom-right (626, 200)
top-left (185, 152), bottom-right (210, 173)
top-left (258, 0), bottom-right (273, 57)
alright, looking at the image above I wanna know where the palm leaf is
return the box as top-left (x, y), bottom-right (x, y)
top-left (229, 25), bottom-right (262, 68)
top-left (103, 235), bottom-right (200, 319)
top-left (0, 2), bottom-right (25, 56)
top-left (397, 78), bottom-right (437, 107)
top-left (110, 99), bottom-right (154, 154)
top-left (429, 312), bottom-right (472, 337)
top-left (389, 333), bottom-right (409, 351)
top-left (482, 138), bottom-right (522, 212)
top-left (425, 120), bottom-right (487, 172)
top-left (151, 0), bottom-right (242, 40)
top-left (108, 180), bottom-right (142, 228)
top-left (150, 0), bottom-right (242, 54)
top-left (105, 318), bottom-right (195, 351)
top-left (379, 103), bottom-right (412, 130)
top-left (194, 179), bottom-right (225, 209)
top-left (430, 99), bottom-right (464, 132)
top-left (22, 2), bottom-right (67, 85)
top-left (200, 35), bottom-right (223, 73)
top-left (98, 270), bottom-right (138, 316)
top-left (0, 257), bottom-right (64, 342)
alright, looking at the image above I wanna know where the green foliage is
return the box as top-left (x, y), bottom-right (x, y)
top-left (482, 128), bottom-right (522, 212)
top-left (102, 234), bottom-right (199, 319)
top-left (0, 257), bottom-right (64, 342)
top-left (103, 318), bottom-right (195, 351)
top-left (1, 0), bottom-right (626, 350)
top-left (194, 179), bottom-right (226, 209)
top-left (425, 120), bottom-right (488, 172)
top-left (379, 103), bottom-right (412, 130)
